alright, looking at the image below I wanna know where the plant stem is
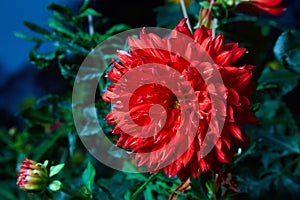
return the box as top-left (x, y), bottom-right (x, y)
top-left (233, 140), bottom-right (257, 164)
top-left (179, 0), bottom-right (192, 33)
top-left (88, 15), bottom-right (94, 35)
top-left (131, 172), bottom-right (159, 200)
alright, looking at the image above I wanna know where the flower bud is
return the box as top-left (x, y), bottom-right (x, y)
top-left (199, 6), bottom-right (212, 28)
top-left (17, 158), bottom-right (48, 193)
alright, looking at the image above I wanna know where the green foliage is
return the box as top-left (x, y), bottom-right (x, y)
top-left (258, 67), bottom-right (300, 95)
top-left (14, 0), bottom-right (130, 76)
top-left (49, 180), bottom-right (64, 192)
top-left (81, 162), bottom-right (96, 198)
top-left (233, 31), bottom-right (300, 198)
top-left (50, 164), bottom-right (65, 178)
top-left (274, 29), bottom-right (300, 73)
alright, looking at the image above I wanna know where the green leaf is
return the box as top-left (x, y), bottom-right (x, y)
top-left (258, 67), bottom-right (300, 95)
top-left (20, 105), bottom-right (54, 124)
top-left (80, 0), bottom-right (90, 13)
top-left (47, 3), bottom-right (73, 18)
top-left (255, 100), bottom-right (280, 120)
top-left (58, 62), bottom-right (77, 79)
top-left (78, 8), bottom-right (102, 18)
top-left (274, 175), bottom-right (300, 199)
top-left (49, 163), bottom-right (65, 177)
top-left (274, 29), bottom-right (300, 73)
top-left (97, 173), bottom-right (136, 199)
top-left (24, 21), bottom-right (51, 35)
top-left (205, 180), bottom-right (214, 199)
top-left (14, 32), bottom-right (44, 42)
top-left (286, 48), bottom-right (300, 67)
top-left (48, 18), bottom-right (76, 37)
top-left (199, 1), bottom-right (210, 9)
top-left (43, 160), bottom-right (49, 168)
top-left (48, 34), bottom-right (90, 56)
top-left (143, 187), bottom-right (154, 200)
top-left (105, 24), bottom-right (131, 35)
top-left (49, 180), bottom-right (63, 192)
top-left (29, 49), bottom-right (56, 69)
top-left (33, 130), bottom-right (67, 161)
top-left (124, 191), bottom-right (131, 200)
top-left (265, 135), bottom-right (300, 154)
top-left (190, 173), bottom-right (210, 200)
top-left (94, 187), bottom-right (111, 200)
top-left (82, 162), bottom-right (96, 197)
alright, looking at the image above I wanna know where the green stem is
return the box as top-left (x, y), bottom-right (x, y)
top-left (87, 15), bottom-right (94, 35)
top-left (131, 172), bottom-right (159, 200)
top-left (233, 141), bottom-right (257, 164)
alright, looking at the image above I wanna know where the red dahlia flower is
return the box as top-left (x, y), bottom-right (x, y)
top-left (237, 0), bottom-right (286, 15)
top-left (103, 19), bottom-right (257, 181)
top-left (17, 158), bottom-right (48, 193)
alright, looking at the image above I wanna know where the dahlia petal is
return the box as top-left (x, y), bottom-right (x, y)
top-left (112, 126), bottom-right (124, 135)
top-left (221, 66), bottom-right (253, 91)
top-left (253, 0), bottom-right (282, 6)
top-left (215, 140), bottom-right (233, 163)
top-left (207, 29), bottom-right (212, 37)
top-left (226, 105), bottom-right (235, 122)
top-left (105, 111), bottom-right (116, 124)
top-left (241, 82), bottom-right (256, 98)
top-left (199, 153), bottom-right (212, 171)
top-left (252, 2), bottom-right (286, 15)
top-left (215, 51), bottom-right (231, 66)
top-left (228, 88), bottom-right (240, 107)
top-left (223, 42), bottom-right (238, 50)
top-left (107, 69), bottom-right (121, 82)
top-left (237, 2), bottom-right (286, 16)
top-left (230, 128), bottom-right (250, 147)
top-left (201, 38), bottom-right (214, 56)
top-left (231, 47), bottom-right (247, 64)
top-left (213, 34), bottom-right (224, 53)
top-left (190, 163), bottom-right (201, 178)
top-left (165, 162), bottom-right (179, 177)
top-left (178, 141), bottom-right (195, 167)
top-left (239, 95), bottom-right (251, 107)
top-left (221, 131), bottom-right (231, 149)
top-left (173, 18), bottom-right (193, 38)
top-left (228, 124), bottom-right (244, 141)
top-left (193, 26), bottom-right (209, 44)
top-left (102, 91), bottom-right (115, 102)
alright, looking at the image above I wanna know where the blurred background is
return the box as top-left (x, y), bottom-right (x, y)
top-left (0, 0), bottom-right (164, 127)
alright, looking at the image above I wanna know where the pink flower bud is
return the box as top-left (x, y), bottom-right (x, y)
top-left (17, 158), bottom-right (48, 193)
